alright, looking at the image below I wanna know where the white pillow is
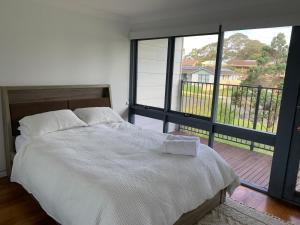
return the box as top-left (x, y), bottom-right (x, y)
top-left (19, 109), bottom-right (87, 137)
top-left (74, 107), bottom-right (123, 125)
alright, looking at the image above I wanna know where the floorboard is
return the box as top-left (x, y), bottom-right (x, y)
top-left (0, 177), bottom-right (299, 225)
top-left (213, 141), bottom-right (273, 189)
top-left (231, 186), bottom-right (300, 225)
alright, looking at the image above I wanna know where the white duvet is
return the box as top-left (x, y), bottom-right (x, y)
top-left (11, 122), bottom-right (239, 225)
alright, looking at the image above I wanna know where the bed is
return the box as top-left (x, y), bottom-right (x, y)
top-left (1, 85), bottom-right (239, 225)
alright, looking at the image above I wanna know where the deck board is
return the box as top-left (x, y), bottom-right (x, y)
top-left (213, 141), bottom-right (272, 190)
top-left (172, 131), bottom-right (272, 189)
top-left (172, 131), bottom-right (273, 189)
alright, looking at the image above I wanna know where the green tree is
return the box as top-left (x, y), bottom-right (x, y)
top-left (242, 67), bottom-right (264, 86)
top-left (185, 33), bottom-right (266, 63)
top-left (236, 40), bottom-right (265, 60)
top-left (270, 33), bottom-right (288, 64)
top-left (223, 33), bottom-right (250, 59)
top-left (242, 33), bottom-right (288, 88)
top-left (256, 46), bottom-right (273, 65)
top-left (185, 43), bottom-right (218, 63)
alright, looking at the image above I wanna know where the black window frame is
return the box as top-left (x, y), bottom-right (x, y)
top-left (128, 25), bottom-right (286, 194)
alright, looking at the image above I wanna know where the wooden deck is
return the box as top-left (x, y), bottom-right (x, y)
top-left (211, 141), bottom-right (300, 192)
top-left (213, 141), bottom-right (272, 190)
top-left (172, 133), bottom-right (273, 190)
top-left (200, 138), bottom-right (300, 191)
top-left (174, 131), bottom-right (300, 191)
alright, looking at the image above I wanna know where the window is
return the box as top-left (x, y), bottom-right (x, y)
top-left (134, 115), bottom-right (163, 132)
top-left (295, 162), bottom-right (300, 193)
top-left (171, 35), bottom-right (219, 117)
top-left (136, 39), bottom-right (168, 108)
top-left (217, 27), bottom-right (292, 133)
top-left (129, 26), bottom-right (294, 193)
top-left (213, 26), bottom-right (291, 190)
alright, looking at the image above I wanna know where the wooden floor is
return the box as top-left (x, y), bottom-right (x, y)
top-left (0, 177), bottom-right (299, 225)
top-left (231, 186), bottom-right (300, 225)
top-left (0, 178), bottom-right (58, 225)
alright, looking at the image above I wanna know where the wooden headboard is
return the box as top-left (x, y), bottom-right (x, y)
top-left (1, 85), bottom-right (112, 176)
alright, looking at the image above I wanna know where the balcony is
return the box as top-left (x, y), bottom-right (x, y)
top-left (179, 81), bottom-right (282, 135)
top-left (174, 80), bottom-right (284, 190)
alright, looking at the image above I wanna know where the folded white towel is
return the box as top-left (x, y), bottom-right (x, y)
top-left (163, 140), bottom-right (200, 156)
top-left (166, 134), bottom-right (200, 142)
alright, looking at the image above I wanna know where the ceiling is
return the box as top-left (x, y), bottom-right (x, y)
top-left (36, 0), bottom-right (300, 25)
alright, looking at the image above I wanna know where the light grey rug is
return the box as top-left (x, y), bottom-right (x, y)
top-left (198, 198), bottom-right (293, 225)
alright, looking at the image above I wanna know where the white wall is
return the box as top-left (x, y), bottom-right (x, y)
top-left (0, 0), bottom-right (130, 176)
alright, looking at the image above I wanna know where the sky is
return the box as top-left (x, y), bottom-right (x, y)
top-left (183, 26), bottom-right (292, 56)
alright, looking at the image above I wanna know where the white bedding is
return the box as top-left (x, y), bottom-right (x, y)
top-left (15, 135), bottom-right (28, 153)
top-left (11, 122), bottom-right (239, 225)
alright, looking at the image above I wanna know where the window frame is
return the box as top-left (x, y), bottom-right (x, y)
top-left (129, 26), bottom-right (279, 193)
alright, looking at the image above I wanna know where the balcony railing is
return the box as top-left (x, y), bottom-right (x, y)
top-left (179, 81), bottom-right (282, 153)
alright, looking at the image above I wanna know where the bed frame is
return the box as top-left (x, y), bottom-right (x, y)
top-left (1, 85), bottom-right (226, 225)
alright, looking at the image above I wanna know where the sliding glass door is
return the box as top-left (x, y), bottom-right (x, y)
top-left (212, 27), bottom-right (292, 190)
top-left (129, 26), bottom-right (297, 197)
top-left (276, 26), bottom-right (300, 205)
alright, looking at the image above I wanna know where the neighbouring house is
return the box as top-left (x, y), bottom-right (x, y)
top-left (181, 66), bottom-right (240, 84)
top-left (226, 59), bottom-right (257, 76)
top-left (201, 60), bottom-right (216, 66)
top-left (226, 59), bottom-right (257, 68)
top-left (219, 68), bottom-right (241, 84)
top-left (182, 58), bottom-right (198, 66)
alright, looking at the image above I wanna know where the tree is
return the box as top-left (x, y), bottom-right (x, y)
top-left (235, 40), bottom-right (265, 60)
top-left (184, 33), bottom-right (266, 63)
top-left (224, 33), bottom-right (265, 60)
top-left (242, 67), bottom-right (264, 86)
top-left (256, 46), bottom-right (274, 65)
top-left (223, 33), bottom-right (249, 59)
top-left (185, 43), bottom-right (217, 63)
top-left (242, 33), bottom-right (288, 88)
top-left (270, 33), bottom-right (288, 64)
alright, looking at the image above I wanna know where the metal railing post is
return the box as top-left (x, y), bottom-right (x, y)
top-left (178, 80), bottom-right (184, 132)
top-left (250, 85), bottom-right (262, 151)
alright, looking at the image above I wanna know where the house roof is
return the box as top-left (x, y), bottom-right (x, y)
top-left (182, 58), bottom-right (198, 66)
top-left (227, 59), bottom-right (257, 67)
top-left (182, 65), bottom-right (199, 74)
top-left (182, 66), bottom-right (236, 76)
